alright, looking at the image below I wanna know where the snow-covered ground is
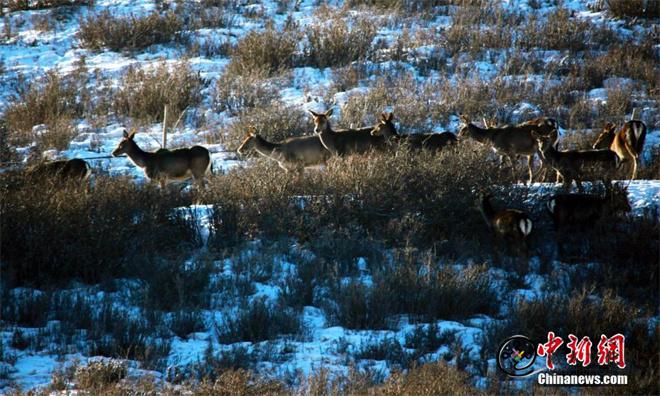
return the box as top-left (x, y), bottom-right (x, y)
top-left (1, 0), bottom-right (658, 392)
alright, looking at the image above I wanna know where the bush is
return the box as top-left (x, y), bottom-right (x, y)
top-left (0, 176), bottom-right (198, 288)
top-left (213, 66), bottom-right (281, 116)
top-left (217, 298), bottom-right (300, 343)
top-left (225, 22), bottom-right (299, 77)
top-left (6, 0), bottom-right (90, 11)
top-left (77, 10), bottom-right (182, 52)
top-left (303, 13), bottom-right (376, 68)
top-left (74, 359), bottom-right (127, 393)
top-left (4, 70), bottom-right (85, 147)
top-left (113, 61), bottom-right (205, 124)
top-left (606, 0), bottom-right (660, 18)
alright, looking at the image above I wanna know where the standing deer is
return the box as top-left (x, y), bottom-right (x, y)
top-left (112, 130), bottom-right (211, 188)
top-left (236, 128), bottom-right (330, 174)
top-left (457, 115), bottom-right (558, 184)
top-left (479, 193), bottom-right (533, 273)
top-left (370, 112), bottom-right (457, 152)
top-left (592, 120), bottom-right (647, 180)
top-left (26, 158), bottom-right (90, 182)
top-left (533, 131), bottom-right (618, 192)
top-left (308, 109), bottom-right (389, 156)
top-left (547, 186), bottom-right (631, 230)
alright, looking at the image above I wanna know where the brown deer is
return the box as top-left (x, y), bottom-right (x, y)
top-left (26, 158), bottom-right (90, 182)
top-left (457, 115), bottom-right (557, 184)
top-left (592, 120), bottom-right (647, 180)
top-left (112, 130), bottom-right (211, 188)
top-left (479, 193), bottom-right (533, 273)
top-left (547, 185), bottom-right (631, 230)
top-left (236, 128), bottom-right (330, 173)
top-left (308, 109), bottom-right (389, 156)
top-left (371, 112), bottom-right (457, 152)
top-left (533, 131), bottom-right (619, 192)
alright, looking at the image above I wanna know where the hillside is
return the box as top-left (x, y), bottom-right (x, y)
top-left (0, 0), bottom-right (658, 394)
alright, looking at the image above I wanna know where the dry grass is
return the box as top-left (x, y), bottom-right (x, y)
top-left (112, 61), bottom-right (205, 124)
top-left (606, 0), bottom-right (660, 18)
top-left (77, 10), bottom-right (182, 52)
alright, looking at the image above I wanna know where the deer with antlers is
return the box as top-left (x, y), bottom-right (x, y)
top-left (592, 120), bottom-right (647, 180)
top-left (236, 127), bottom-right (330, 174)
top-left (533, 131), bottom-right (619, 192)
top-left (370, 112), bottom-right (457, 152)
top-left (457, 115), bottom-right (558, 184)
top-left (308, 109), bottom-right (390, 156)
top-left (112, 130), bottom-right (211, 188)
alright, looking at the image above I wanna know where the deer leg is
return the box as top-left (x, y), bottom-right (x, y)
top-left (631, 158), bottom-right (638, 180)
top-left (160, 179), bottom-right (166, 189)
top-left (526, 155), bottom-right (534, 184)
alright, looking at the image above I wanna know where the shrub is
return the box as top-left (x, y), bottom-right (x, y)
top-left (606, 0), bottom-right (660, 18)
top-left (213, 66), bottom-right (281, 116)
top-left (4, 70), bottom-right (85, 147)
top-left (7, 0), bottom-right (90, 11)
top-left (0, 176), bottom-right (198, 288)
top-left (113, 61), bottom-right (205, 124)
top-left (332, 280), bottom-right (391, 330)
top-left (375, 361), bottom-right (480, 395)
top-left (74, 359), bottom-right (127, 393)
top-left (77, 10), bottom-right (182, 52)
top-left (217, 298), bottom-right (300, 343)
top-left (225, 22), bottom-right (299, 77)
top-left (303, 13), bottom-right (376, 68)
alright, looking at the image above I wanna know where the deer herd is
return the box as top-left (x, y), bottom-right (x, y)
top-left (24, 110), bottom-right (648, 266)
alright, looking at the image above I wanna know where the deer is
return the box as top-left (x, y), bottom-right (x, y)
top-left (457, 115), bottom-right (558, 184)
top-left (112, 129), bottom-right (211, 188)
top-left (546, 185), bottom-right (631, 230)
top-left (370, 112), bottom-right (457, 152)
top-left (236, 127), bottom-right (331, 174)
top-left (308, 109), bottom-right (390, 156)
top-left (532, 131), bottom-right (619, 193)
top-left (478, 193), bottom-right (533, 274)
top-left (592, 120), bottom-right (647, 180)
top-left (26, 158), bottom-right (90, 182)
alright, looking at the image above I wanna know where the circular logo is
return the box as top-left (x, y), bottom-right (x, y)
top-left (497, 335), bottom-right (538, 377)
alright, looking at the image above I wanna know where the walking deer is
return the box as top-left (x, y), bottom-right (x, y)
top-left (457, 115), bottom-right (558, 183)
top-left (533, 131), bottom-right (618, 192)
top-left (26, 158), bottom-right (91, 182)
top-left (370, 112), bottom-right (457, 152)
top-left (592, 120), bottom-right (647, 180)
top-left (479, 193), bottom-right (533, 273)
top-left (236, 128), bottom-right (330, 173)
top-left (112, 130), bottom-right (211, 188)
top-left (308, 109), bottom-right (389, 156)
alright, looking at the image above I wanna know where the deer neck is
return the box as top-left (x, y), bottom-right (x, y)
top-left (316, 123), bottom-right (339, 155)
top-left (124, 141), bottom-right (150, 169)
top-left (252, 135), bottom-right (283, 161)
top-left (466, 124), bottom-right (491, 144)
top-left (539, 141), bottom-right (559, 164)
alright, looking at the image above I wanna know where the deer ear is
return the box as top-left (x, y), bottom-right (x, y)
top-left (128, 130), bottom-right (136, 139)
top-left (381, 112), bottom-right (387, 121)
top-left (325, 108), bottom-right (333, 117)
top-left (387, 112), bottom-right (394, 121)
top-left (459, 114), bottom-right (470, 124)
top-left (122, 129), bottom-right (129, 138)
top-left (308, 110), bottom-right (320, 117)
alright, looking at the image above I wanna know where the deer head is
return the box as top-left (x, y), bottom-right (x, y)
top-left (457, 115), bottom-right (473, 139)
top-left (237, 127), bottom-right (258, 156)
top-left (592, 122), bottom-right (617, 150)
top-left (371, 112), bottom-right (397, 137)
top-left (112, 129), bottom-right (137, 157)
top-left (309, 108), bottom-right (333, 135)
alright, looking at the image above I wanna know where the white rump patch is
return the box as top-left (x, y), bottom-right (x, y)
top-left (547, 199), bottom-right (555, 214)
top-left (632, 121), bottom-right (643, 141)
top-left (519, 218), bottom-right (533, 236)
